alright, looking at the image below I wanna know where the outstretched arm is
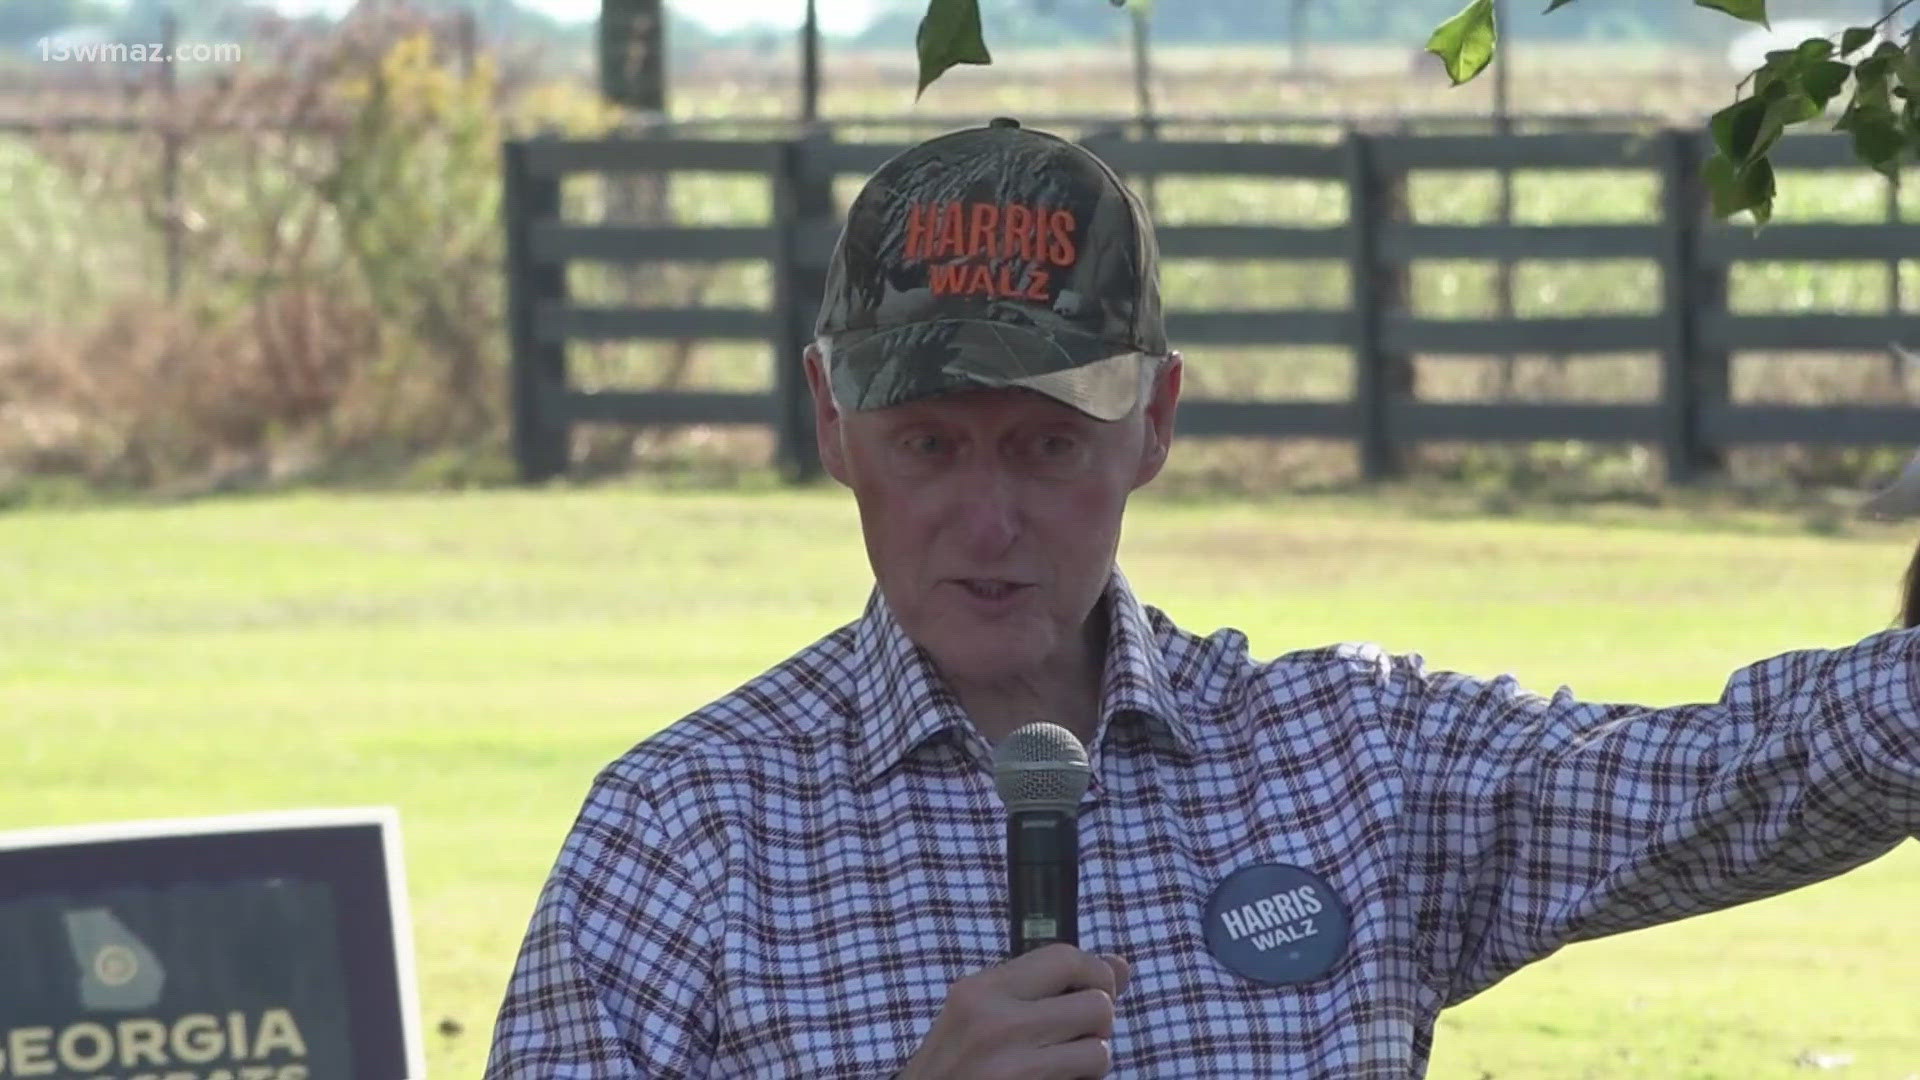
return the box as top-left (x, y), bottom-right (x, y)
top-left (1355, 631), bottom-right (1920, 1008)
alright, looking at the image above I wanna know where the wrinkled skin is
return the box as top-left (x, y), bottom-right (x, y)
top-left (804, 345), bottom-right (1181, 743)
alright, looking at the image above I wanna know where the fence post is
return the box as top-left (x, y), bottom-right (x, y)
top-left (1659, 127), bottom-right (1725, 482)
top-left (771, 131), bottom-right (835, 482)
top-left (1348, 130), bottom-right (1409, 479)
top-left (503, 139), bottom-right (571, 482)
top-left (159, 7), bottom-right (182, 301)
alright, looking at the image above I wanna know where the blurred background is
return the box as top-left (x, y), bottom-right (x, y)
top-left (2, 0), bottom-right (1917, 1077)
top-left (1, 0), bottom-right (1915, 500)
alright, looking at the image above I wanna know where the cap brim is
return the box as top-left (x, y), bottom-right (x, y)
top-left (1863, 450), bottom-right (1920, 519)
top-left (827, 319), bottom-right (1147, 421)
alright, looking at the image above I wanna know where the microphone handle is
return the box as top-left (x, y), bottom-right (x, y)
top-left (1007, 808), bottom-right (1078, 956)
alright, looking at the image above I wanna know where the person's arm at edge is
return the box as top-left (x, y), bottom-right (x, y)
top-left (1349, 628), bottom-right (1920, 1009)
top-left (484, 771), bottom-right (718, 1079)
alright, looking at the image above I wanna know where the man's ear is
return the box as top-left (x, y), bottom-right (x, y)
top-left (1133, 353), bottom-right (1182, 489)
top-left (803, 344), bottom-right (851, 485)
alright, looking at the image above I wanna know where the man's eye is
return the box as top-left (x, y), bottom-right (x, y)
top-left (1039, 435), bottom-right (1079, 456)
top-left (903, 434), bottom-right (948, 455)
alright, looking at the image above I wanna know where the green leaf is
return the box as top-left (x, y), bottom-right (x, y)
top-left (1744, 51), bottom-right (1852, 135)
top-left (1746, 178), bottom-right (1775, 224)
top-left (1767, 91), bottom-right (1820, 126)
top-left (1854, 57), bottom-right (1895, 112)
top-left (1694, 0), bottom-right (1768, 28)
top-left (1869, 39), bottom-right (1906, 67)
top-left (1836, 103), bottom-right (1907, 178)
top-left (1740, 158), bottom-right (1776, 225)
top-left (1752, 52), bottom-right (1798, 96)
top-left (914, 0), bottom-right (992, 98)
top-left (1702, 152), bottom-right (1738, 207)
top-left (1799, 59), bottom-right (1852, 108)
top-left (1743, 101), bottom-right (1805, 168)
top-left (1710, 95), bottom-right (1770, 161)
top-left (1426, 0), bottom-right (1498, 85)
top-left (1896, 40), bottom-right (1920, 98)
top-left (1703, 152), bottom-right (1775, 224)
top-left (1841, 26), bottom-right (1876, 56)
top-left (1794, 37), bottom-right (1833, 61)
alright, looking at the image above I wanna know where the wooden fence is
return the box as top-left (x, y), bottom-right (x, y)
top-left (502, 128), bottom-right (1920, 484)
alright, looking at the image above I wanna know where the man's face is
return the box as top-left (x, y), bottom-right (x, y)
top-left (806, 350), bottom-right (1180, 684)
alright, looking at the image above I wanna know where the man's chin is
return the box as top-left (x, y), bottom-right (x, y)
top-left (921, 629), bottom-right (1053, 683)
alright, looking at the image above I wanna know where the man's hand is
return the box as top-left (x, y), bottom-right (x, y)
top-left (898, 944), bottom-right (1132, 1080)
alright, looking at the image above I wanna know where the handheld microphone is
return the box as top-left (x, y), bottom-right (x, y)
top-left (992, 722), bottom-right (1092, 957)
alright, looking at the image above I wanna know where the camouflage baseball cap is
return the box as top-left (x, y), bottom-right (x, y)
top-left (813, 117), bottom-right (1167, 422)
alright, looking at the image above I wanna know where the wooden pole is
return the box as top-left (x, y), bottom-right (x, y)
top-left (1492, 0), bottom-right (1516, 397)
top-left (1883, 0), bottom-right (1906, 392)
top-left (160, 5), bottom-right (182, 302)
top-left (800, 0), bottom-right (821, 123)
top-left (454, 8), bottom-right (477, 77)
top-left (1129, 3), bottom-right (1158, 217)
top-left (1492, 0), bottom-right (1510, 132)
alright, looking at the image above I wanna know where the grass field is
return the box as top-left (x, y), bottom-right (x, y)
top-left (2, 481), bottom-right (1917, 1077)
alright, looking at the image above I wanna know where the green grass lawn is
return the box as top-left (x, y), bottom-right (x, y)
top-left (2, 483), bottom-right (1916, 1078)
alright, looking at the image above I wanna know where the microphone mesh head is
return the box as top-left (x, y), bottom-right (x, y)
top-left (992, 722), bottom-right (1092, 812)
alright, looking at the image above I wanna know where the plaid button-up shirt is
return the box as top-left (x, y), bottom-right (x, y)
top-left (486, 569), bottom-right (1919, 1078)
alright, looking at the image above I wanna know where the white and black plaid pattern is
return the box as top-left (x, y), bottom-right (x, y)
top-left (486, 569), bottom-right (1919, 1078)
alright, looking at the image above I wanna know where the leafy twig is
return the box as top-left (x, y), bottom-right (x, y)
top-left (1733, 0), bottom-right (1918, 96)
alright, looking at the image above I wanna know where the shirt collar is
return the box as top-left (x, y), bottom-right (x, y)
top-left (849, 567), bottom-right (1195, 787)
top-left (849, 586), bottom-right (981, 787)
top-left (1094, 567), bottom-right (1195, 758)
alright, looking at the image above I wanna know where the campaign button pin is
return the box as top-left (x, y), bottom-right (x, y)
top-left (1203, 863), bottom-right (1350, 985)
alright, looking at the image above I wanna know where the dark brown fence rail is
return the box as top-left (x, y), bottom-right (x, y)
top-left (502, 128), bottom-right (1919, 484)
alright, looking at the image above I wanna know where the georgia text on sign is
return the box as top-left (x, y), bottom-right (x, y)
top-left (0, 1010), bottom-right (308, 1079)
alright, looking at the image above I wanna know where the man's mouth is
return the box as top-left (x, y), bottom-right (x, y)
top-left (955, 578), bottom-right (1029, 601)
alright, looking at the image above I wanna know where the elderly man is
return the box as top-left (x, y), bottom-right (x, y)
top-left (485, 118), bottom-right (1919, 1078)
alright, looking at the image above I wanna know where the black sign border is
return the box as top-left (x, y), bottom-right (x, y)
top-left (0, 810), bottom-right (424, 1080)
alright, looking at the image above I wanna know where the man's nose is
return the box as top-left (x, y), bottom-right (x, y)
top-left (953, 460), bottom-right (1020, 556)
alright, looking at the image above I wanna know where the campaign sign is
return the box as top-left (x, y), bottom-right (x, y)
top-left (0, 809), bottom-right (424, 1080)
